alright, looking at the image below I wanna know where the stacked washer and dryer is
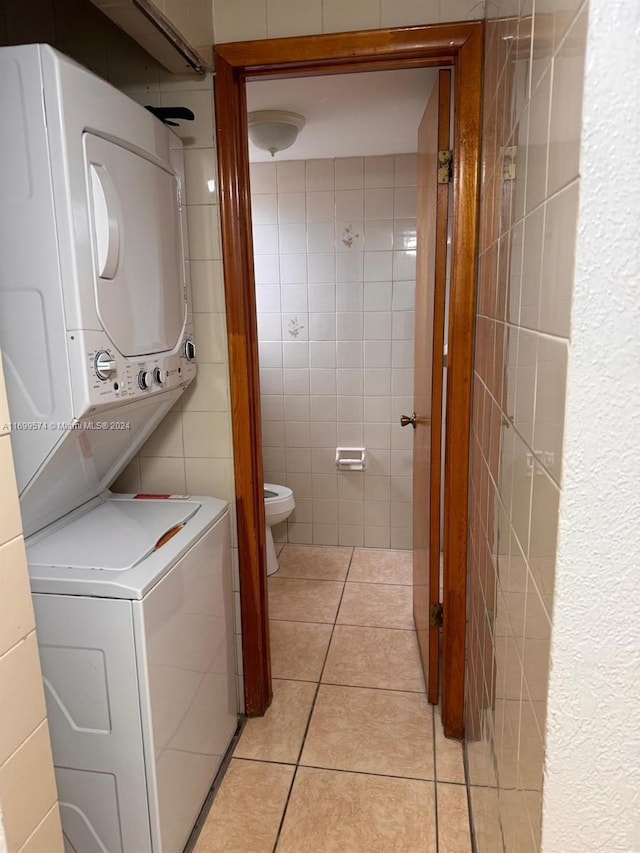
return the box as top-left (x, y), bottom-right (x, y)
top-left (0, 45), bottom-right (238, 852)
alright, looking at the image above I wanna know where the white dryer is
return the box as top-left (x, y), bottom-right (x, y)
top-left (0, 43), bottom-right (196, 537)
top-left (0, 44), bottom-right (238, 853)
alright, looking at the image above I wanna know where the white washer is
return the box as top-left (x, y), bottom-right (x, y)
top-left (28, 494), bottom-right (237, 853)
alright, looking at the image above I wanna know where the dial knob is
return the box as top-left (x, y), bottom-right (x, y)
top-left (184, 339), bottom-right (196, 362)
top-left (94, 350), bottom-right (117, 381)
top-left (153, 367), bottom-right (166, 385)
top-left (138, 370), bottom-right (153, 390)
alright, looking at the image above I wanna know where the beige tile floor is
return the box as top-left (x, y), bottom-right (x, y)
top-left (195, 545), bottom-right (472, 853)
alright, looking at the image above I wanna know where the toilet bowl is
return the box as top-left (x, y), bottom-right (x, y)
top-left (263, 483), bottom-right (295, 575)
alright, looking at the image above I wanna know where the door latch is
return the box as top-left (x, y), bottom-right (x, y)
top-left (400, 413), bottom-right (432, 429)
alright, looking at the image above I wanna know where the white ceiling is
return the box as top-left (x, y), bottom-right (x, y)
top-left (246, 67), bottom-right (438, 163)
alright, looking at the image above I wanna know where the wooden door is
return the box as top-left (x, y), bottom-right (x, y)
top-left (412, 70), bottom-right (451, 706)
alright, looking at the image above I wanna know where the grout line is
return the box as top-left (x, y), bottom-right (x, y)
top-left (433, 707), bottom-right (440, 853)
top-left (331, 623), bottom-right (418, 633)
top-left (271, 547), bottom-right (355, 851)
top-left (270, 575), bottom-right (345, 584)
top-left (463, 725), bottom-right (479, 853)
top-left (286, 761), bottom-right (440, 786)
top-left (272, 616), bottom-right (417, 631)
top-left (271, 671), bottom-right (426, 695)
top-left (320, 679), bottom-right (426, 695)
top-left (275, 575), bottom-right (411, 589)
top-left (233, 756), bottom-right (295, 768)
top-left (342, 578), bottom-right (413, 586)
top-left (299, 680), bottom-right (428, 697)
top-left (270, 764), bottom-right (297, 853)
top-left (271, 608), bottom-right (417, 631)
top-left (466, 781), bottom-right (545, 793)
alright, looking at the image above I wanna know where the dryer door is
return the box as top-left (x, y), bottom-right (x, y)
top-left (83, 133), bottom-right (187, 357)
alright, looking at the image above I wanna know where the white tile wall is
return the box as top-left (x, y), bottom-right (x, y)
top-left (251, 155), bottom-right (417, 548)
top-left (466, 3), bottom-right (589, 852)
top-left (214, 0), bottom-right (485, 41)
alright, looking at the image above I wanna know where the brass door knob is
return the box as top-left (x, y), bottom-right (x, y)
top-left (400, 413), bottom-right (417, 428)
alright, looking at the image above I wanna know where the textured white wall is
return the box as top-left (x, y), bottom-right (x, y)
top-left (541, 1), bottom-right (640, 850)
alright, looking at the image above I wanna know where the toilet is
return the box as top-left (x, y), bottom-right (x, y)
top-left (263, 483), bottom-right (295, 575)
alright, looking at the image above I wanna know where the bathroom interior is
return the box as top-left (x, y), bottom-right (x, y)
top-left (250, 68), bottom-right (429, 554)
top-left (0, 1), bottom-right (637, 852)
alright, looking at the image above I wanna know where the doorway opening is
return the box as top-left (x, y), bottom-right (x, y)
top-left (214, 23), bottom-right (482, 738)
top-left (248, 66), bottom-right (436, 552)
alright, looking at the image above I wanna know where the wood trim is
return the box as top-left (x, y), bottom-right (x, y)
top-left (216, 23), bottom-right (478, 71)
top-left (214, 21), bottom-right (483, 729)
top-left (442, 24), bottom-right (483, 738)
top-left (214, 54), bottom-right (271, 716)
top-left (240, 55), bottom-right (452, 79)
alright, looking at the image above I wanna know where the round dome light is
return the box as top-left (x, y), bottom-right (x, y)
top-left (247, 110), bottom-right (306, 158)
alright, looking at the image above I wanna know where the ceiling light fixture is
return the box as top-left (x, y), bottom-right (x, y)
top-left (247, 110), bottom-right (306, 158)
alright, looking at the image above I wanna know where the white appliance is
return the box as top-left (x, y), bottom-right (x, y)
top-left (0, 42), bottom-right (196, 537)
top-left (29, 494), bottom-right (237, 853)
top-left (28, 496), bottom-right (239, 853)
top-left (0, 44), bottom-right (238, 853)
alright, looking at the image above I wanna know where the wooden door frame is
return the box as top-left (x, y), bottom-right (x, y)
top-left (214, 21), bottom-right (482, 737)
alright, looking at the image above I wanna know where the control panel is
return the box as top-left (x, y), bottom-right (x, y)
top-left (68, 328), bottom-right (197, 417)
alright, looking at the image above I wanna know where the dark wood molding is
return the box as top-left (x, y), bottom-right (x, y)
top-left (214, 54), bottom-right (272, 716)
top-left (215, 23), bottom-right (476, 71)
top-left (214, 21), bottom-right (483, 731)
top-left (441, 23), bottom-right (483, 738)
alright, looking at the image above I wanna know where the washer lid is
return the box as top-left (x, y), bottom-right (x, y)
top-left (27, 499), bottom-right (201, 571)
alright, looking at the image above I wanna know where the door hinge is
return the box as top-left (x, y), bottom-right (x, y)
top-left (438, 149), bottom-right (453, 184)
top-left (430, 602), bottom-right (443, 629)
top-left (503, 146), bottom-right (517, 181)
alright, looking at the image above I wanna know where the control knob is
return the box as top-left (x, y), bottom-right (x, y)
top-left (153, 368), bottom-right (166, 385)
top-left (138, 370), bottom-right (153, 391)
top-left (184, 339), bottom-right (196, 362)
top-left (94, 350), bottom-right (117, 381)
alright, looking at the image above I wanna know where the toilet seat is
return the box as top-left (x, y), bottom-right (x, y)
top-left (264, 483), bottom-right (294, 516)
top-left (263, 483), bottom-right (295, 575)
